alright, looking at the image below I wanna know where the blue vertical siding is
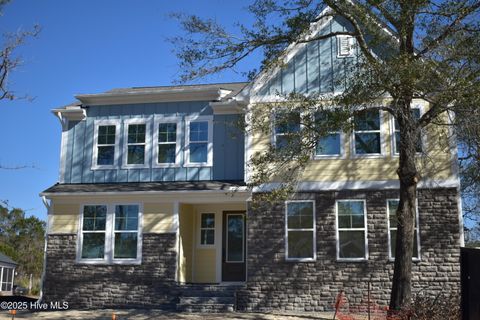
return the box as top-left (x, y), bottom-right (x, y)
top-left (256, 16), bottom-right (361, 95)
top-left (62, 101), bottom-right (244, 184)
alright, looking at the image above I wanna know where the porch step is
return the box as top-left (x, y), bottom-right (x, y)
top-left (177, 284), bottom-right (243, 313)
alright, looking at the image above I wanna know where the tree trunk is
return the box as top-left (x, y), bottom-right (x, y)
top-left (389, 99), bottom-right (419, 312)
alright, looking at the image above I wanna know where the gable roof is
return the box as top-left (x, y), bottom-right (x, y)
top-left (0, 252), bottom-right (18, 266)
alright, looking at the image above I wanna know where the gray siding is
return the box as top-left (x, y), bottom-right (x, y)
top-left (256, 16), bottom-right (360, 96)
top-left (61, 101), bottom-right (244, 184)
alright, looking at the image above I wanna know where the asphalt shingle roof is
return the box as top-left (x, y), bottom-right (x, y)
top-left (42, 181), bottom-right (247, 194)
top-left (0, 252), bottom-right (18, 266)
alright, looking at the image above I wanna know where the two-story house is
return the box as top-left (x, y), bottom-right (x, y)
top-left (40, 11), bottom-right (463, 312)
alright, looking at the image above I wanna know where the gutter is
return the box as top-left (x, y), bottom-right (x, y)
top-left (38, 196), bottom-right (51, 303)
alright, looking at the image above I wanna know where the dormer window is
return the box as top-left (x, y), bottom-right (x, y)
top-left (337, 35), bottom-right (354, 57)
top-left (92, 119), bottom-right (120, 169)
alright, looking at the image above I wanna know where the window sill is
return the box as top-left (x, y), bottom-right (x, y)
top-left (153, 163), bottom-right (181, 168)
top-left (121, 164), bottom-right (150, 169)
top-left (184, 163), bottom-right (213, 168)
top-left (337, 258), bottom-right (368, 262)
top-left (351, 154), bottom-right (385, 159)
top-left (91, 165), bottom-right (118, 170)
top-left (76, 259), bottom-right (142, 265)
top-left (314, 154), bottom-right (344, 160)
top-left (285, 258), bottom-right (316, 262)
top-left (388, 258), bottom-right (421, 262)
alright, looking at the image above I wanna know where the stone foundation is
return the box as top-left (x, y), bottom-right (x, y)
top-left (42, 233), bottom-right (178, 309)
top-left (236, 188), bottom-right (461, 311)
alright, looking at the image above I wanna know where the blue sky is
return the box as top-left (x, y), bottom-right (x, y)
top-left (0, 0), bottom-right (258, 221)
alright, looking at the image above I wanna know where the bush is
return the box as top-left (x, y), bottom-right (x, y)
top-left (391, 291), bottom-right (461, 320)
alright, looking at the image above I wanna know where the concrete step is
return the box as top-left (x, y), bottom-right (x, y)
top-left (176, 284), bottom-right (242, 312)
top-left (176, 303), bottom-right (234, 313)
top-left (179, 296), bottom-right (235, 305)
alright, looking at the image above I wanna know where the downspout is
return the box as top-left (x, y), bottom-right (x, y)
top-left (39, 196), bottom-right (51, 302)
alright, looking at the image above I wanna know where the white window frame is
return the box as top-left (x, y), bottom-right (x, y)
top-left (77, 203), bottom-right (143, 265)
top-left (285, 200), bottom-right (317, 262)
top-left (390, 105), bottom-right (425, 157)
top-left (0, 266), bottom-right (15, 292)
top-left (335, 199), bottom-right (369, 261)
top-left (122, 118), bottom-right (151, 169)
top-left (313, 111), bottom-right (345, 159)
top-left (351, 109), bottom-right (384, 158)
top-left (272, 111), bottom-right (302, 150)
top-left (185, 115), bottom-right (213, 167)
top-left (152, 115), bottom-right (182, 168)
top-left (198, 212), bottom-right (216, 248)
top-left (92, 119), bottom-right (121, 170)
top-left (386, 199), bottom-right (421, 261)
top-left (337, 35), bottom-right (354, 58)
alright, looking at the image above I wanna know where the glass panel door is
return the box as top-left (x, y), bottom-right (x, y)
top-left (226, 214), bottom-right (244, 262)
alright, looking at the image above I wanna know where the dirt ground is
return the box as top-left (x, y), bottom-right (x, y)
top-left (0, 309), bottom-right (335, 320)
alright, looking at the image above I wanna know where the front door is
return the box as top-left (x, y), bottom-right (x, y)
top-left (222, 211), bottom-right (246, 282)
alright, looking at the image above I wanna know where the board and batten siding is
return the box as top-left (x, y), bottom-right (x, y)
top-left (61, 101), bottom-right (244, 184)
top-left (256, 16), bottom-right (361, 96)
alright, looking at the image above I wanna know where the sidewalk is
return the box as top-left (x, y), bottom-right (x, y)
top-left (1, 309), bottom-right (335, 320)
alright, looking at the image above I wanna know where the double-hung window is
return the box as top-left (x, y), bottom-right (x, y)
top-left (392, 108), bottom-right (422, 155)
top-left (185, 116), bottom-right (213, 166)
top-left (124, 119), bottom-right (149, 167)
top-left (387, 199), bottom-right (420, 260)
top-left (93, 120), bottom-right (119, 169)
top-left (199, 213), bottom-right (215, 246)
top-left (336, 200), bottom-right (368, 260)
top-left (274, 112), bottom-right (301, 151)
top-left (79, 204), bottom-right (142, 264)
top-left (314, 111), bottom-right (342, 157)
top-left (285, 201), bottom-right (316, 261)
top-left (153, 117), bottom-right (181, 167)
top-left (353, 109), bottom-right (382, 155)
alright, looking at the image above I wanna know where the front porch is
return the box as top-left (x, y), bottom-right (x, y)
top-left (177, 202), bottom-right (247, 284)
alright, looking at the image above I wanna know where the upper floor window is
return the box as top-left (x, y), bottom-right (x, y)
top-left (185, 116), bottom-right (213, 166)
top-left (153, 116), bottom-right (182, 167)
top-left (79, 204), bottom-right (142, 264)
top-left (124, 120), bottom-right (150, 167)
top-left (285, 201), bottom-right (316, 261)
top-left (93, 120), bottom-right (119, 169)
top-left (353, 109), bottom-right (382, 155)
top-left (337, 35), bottom-right (354, 57)
top-left (274, 112), bottom-right (301, 150)
top-left (392, 108), bottom-right (422, 155)
top-left (336, 200), bottom-right (368, 260)
top-left (387, 199), bottom-right (420, 260)
top-left (314, 111), bottom-right (342, 157)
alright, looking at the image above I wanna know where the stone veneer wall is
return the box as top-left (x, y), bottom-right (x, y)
top-left (237, 188), bottom-right (461, 312)
top-left (42, 233), bottom-right (178, 309)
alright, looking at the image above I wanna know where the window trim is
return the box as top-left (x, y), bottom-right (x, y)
top-left (152, 115), bottom-right (182, 168)
top-left (285, 200), bottom-right (317, 262)
top-left (351, 109), bottom-right (385, 158)
top-left (335, 199), bottom-right (369, 262)
top-left (185, 115), bottom-right (213, 167)
top-left (77, 203), bottom-right (143, 265)
top-left (198, 212), bottom-right (216, 248)
top-left (313, 110), bottom-right (345, 159)
top-left (272, 111), bottom-right (302, 150)
top-left (386, 199), bottom-right (421, 261)
top-left (390, 105), bottom-right (425, 157)
top-left (337, 35), bottom-right (354, 58)
top-left (122, 118), bottom-right (151, 169)
top-left (92, 119), bottom-right (121, 170)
